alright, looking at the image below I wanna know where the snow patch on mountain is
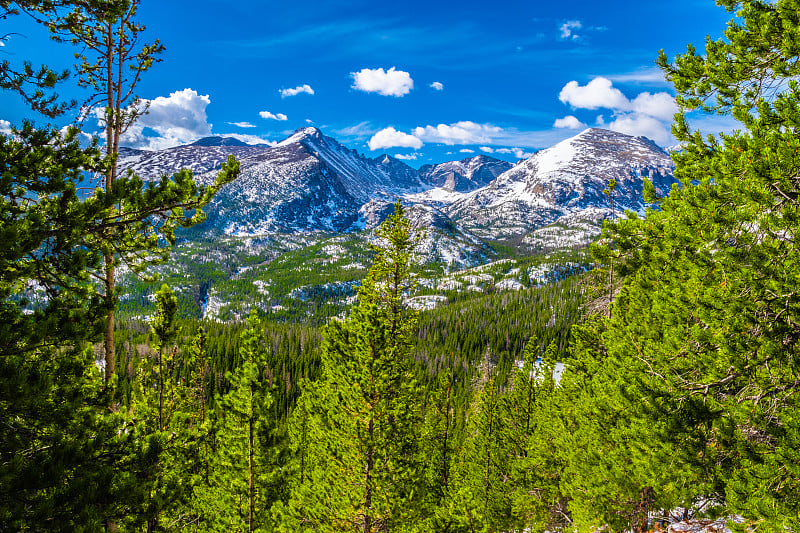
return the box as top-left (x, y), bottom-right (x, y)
top-left (446, 128), bottom-right (676, 240)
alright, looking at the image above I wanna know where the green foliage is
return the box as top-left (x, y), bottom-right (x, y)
top-left (197, 310), bottom-right (282, 532)
top-left (283, 201), bottom-right (426, 532)
top-left (551, 1), bottom-right (800, 529)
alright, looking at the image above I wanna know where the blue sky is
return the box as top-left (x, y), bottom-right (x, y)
top-left (1, 0), bottom-right (735, 166)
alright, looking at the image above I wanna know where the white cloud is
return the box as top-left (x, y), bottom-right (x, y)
top-left (280, 84), bottom-right (314, 98)
top-left (0, 119), bottom-right (11, 134)
top-left (219, 133), bottom-right (277, 146)
top-left (367, 127), bottom-right (423, 151)
top-left (306, 119), bottom-right (314, 124)
top-left (459, 148), bottom-right (475, 153)
top-left (606, 67), bottom-right (669, 85)
top-left (630, 92), bottom-right (679, 121)
top-left (496, 147), bottom-right (535, 159)
top-left (430, 81), bottom-right (444, 91)
top-left (259, 111), bottom-right (288, 121)
top-left (118, 88), bottom-right (213, 150)
top-left (479, 146), bottom-right (494, 153)
top-left (58, 124), bottom-right (94, 146)
top-left (608, 115), bottom-right (671, 145)
top-left (557, 77), bottom-right (679, 145)
top-left (413, 121), bottom-right (501, 145)
top-left (352, 67), bottom-right (413, 97)
top-left (559, 20), bottom-right (582, 40)
top-left (554, 115), bottom-right (586, 129)
top-left (559, 77), bottom-right (629, 110)
top-left (394, 153), bottom-right (419, 160)
top-left (228, 121), bottom-right (256, 128)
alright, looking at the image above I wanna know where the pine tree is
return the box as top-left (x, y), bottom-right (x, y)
top-left (417, 369), bottom-right (459, 530)
top-left (0, 2), bottom-right (238, 527)
top-left (22, 0), bottom-right (174, 381)
top-left (502, 339), bottom-right (566, 531)
top-left (446, 367), bottom-right (513, 532)
top-left (550, 1), bottom-right (800, 529)
top-left (282, 201), bottom-right (424, 533)
top-left (0, 1), bottom-right (74, 117)
top-left (578, 0), bottom-right (800, 528)
top-left (199, 310), bottom-right (280, 532)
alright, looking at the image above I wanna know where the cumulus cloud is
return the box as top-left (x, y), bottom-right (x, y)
top-left (228, 121), bottom-right (256, 128)
top-left (118, 88), bottom-right (213, 150)
top-left (394, 153), bottom-right (419, 160)
top-left (0, 119), bottom-right (11, 134)
top-left (280, 84), bottom-right (314, 98)
top-left (367, 127), bottom-right (423, 151)
top-left (259, 111), bottom-right (288, 121)
top-left (413, 121), bottom-right (501, 145)
top-left (559, 77), bottom-right (629, 110)
top-left (559, 20), bottom-right (582, 40)
top-left (630, 92), bottom-right (678, 121)
top-left (553, 115), bottom-right (586, 129)
top-left (352, 67), bottom-right (413, 97)
top-left (479, 146), bottom-right (494, 153)
top-left (557, 77), bottom-right (678, 145)
top-left (459, 148), bottom-right (475, 153)
top-left (608, 115), bottom-right (671, 145)
top-left (430, 81), bottom-right (444, 91)
top-left (496, 147), bottom-right (535, 159)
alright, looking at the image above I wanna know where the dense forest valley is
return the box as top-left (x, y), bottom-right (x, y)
top-left (5, 0), bottom-right (800, 532)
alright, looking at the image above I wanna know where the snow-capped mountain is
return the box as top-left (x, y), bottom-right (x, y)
top-left (418, 155), bottom-right (512, 193)
top-left (120, 127), bottom-right (505, 235)
top-left (118, 126), bottom-right (676, 246)
top-left (444, 128), bottom-right (676, 240)
top-left (117, 140), bottom-right (268, 179)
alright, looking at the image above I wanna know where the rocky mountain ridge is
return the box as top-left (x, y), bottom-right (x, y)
top-left (119, 126), bottom-right (677, 249)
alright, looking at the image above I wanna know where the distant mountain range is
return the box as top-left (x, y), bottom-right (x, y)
top-left (118, 126), bottom-right (677, 250)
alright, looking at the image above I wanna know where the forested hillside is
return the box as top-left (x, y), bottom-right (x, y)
top-left (4, 0), bottom-right (800, 532)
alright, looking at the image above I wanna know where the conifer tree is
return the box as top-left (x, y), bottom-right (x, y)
top-left (23, 0), bottom-right (169, 381)
top-left (566, 0), bottom-right (800, 528)
top-left (127, 284), bottom-right (199, 531)
top-left (502, 339), bottom-right (566, 531)
top-left (447, 369), bottom-right (512, 532)
top-left (0, 2), bottom-right (238, 526)
top-left (199, 310), bottom-right (279, 532)
top-left (282, 201), bottom-right (424, 533)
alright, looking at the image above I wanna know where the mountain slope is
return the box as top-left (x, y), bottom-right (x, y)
top-left (118, 141), bottom-right (269, 179)
top-left (418, 155), bottom-right (512, 192)
top-left (444, 128), bottom-right (676, 239)
top-left (118, 127), bottom-right (676, 248)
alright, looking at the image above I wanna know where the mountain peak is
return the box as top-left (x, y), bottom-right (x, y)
top-left (277, 126), bottom-right (324, 147)
top-left (189, 136), bottom-right (250, 147)
top-left (572, 127), bottom-right (665, 152)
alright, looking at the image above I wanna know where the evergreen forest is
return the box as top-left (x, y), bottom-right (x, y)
top-left (3, 0), bottom-right (800, 532)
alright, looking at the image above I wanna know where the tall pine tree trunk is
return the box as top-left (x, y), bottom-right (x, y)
top-left (103, 19), bottom-right (118, 384)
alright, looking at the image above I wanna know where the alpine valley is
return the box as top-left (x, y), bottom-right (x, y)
top-left (115, 126), bottom-right (677, 322)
